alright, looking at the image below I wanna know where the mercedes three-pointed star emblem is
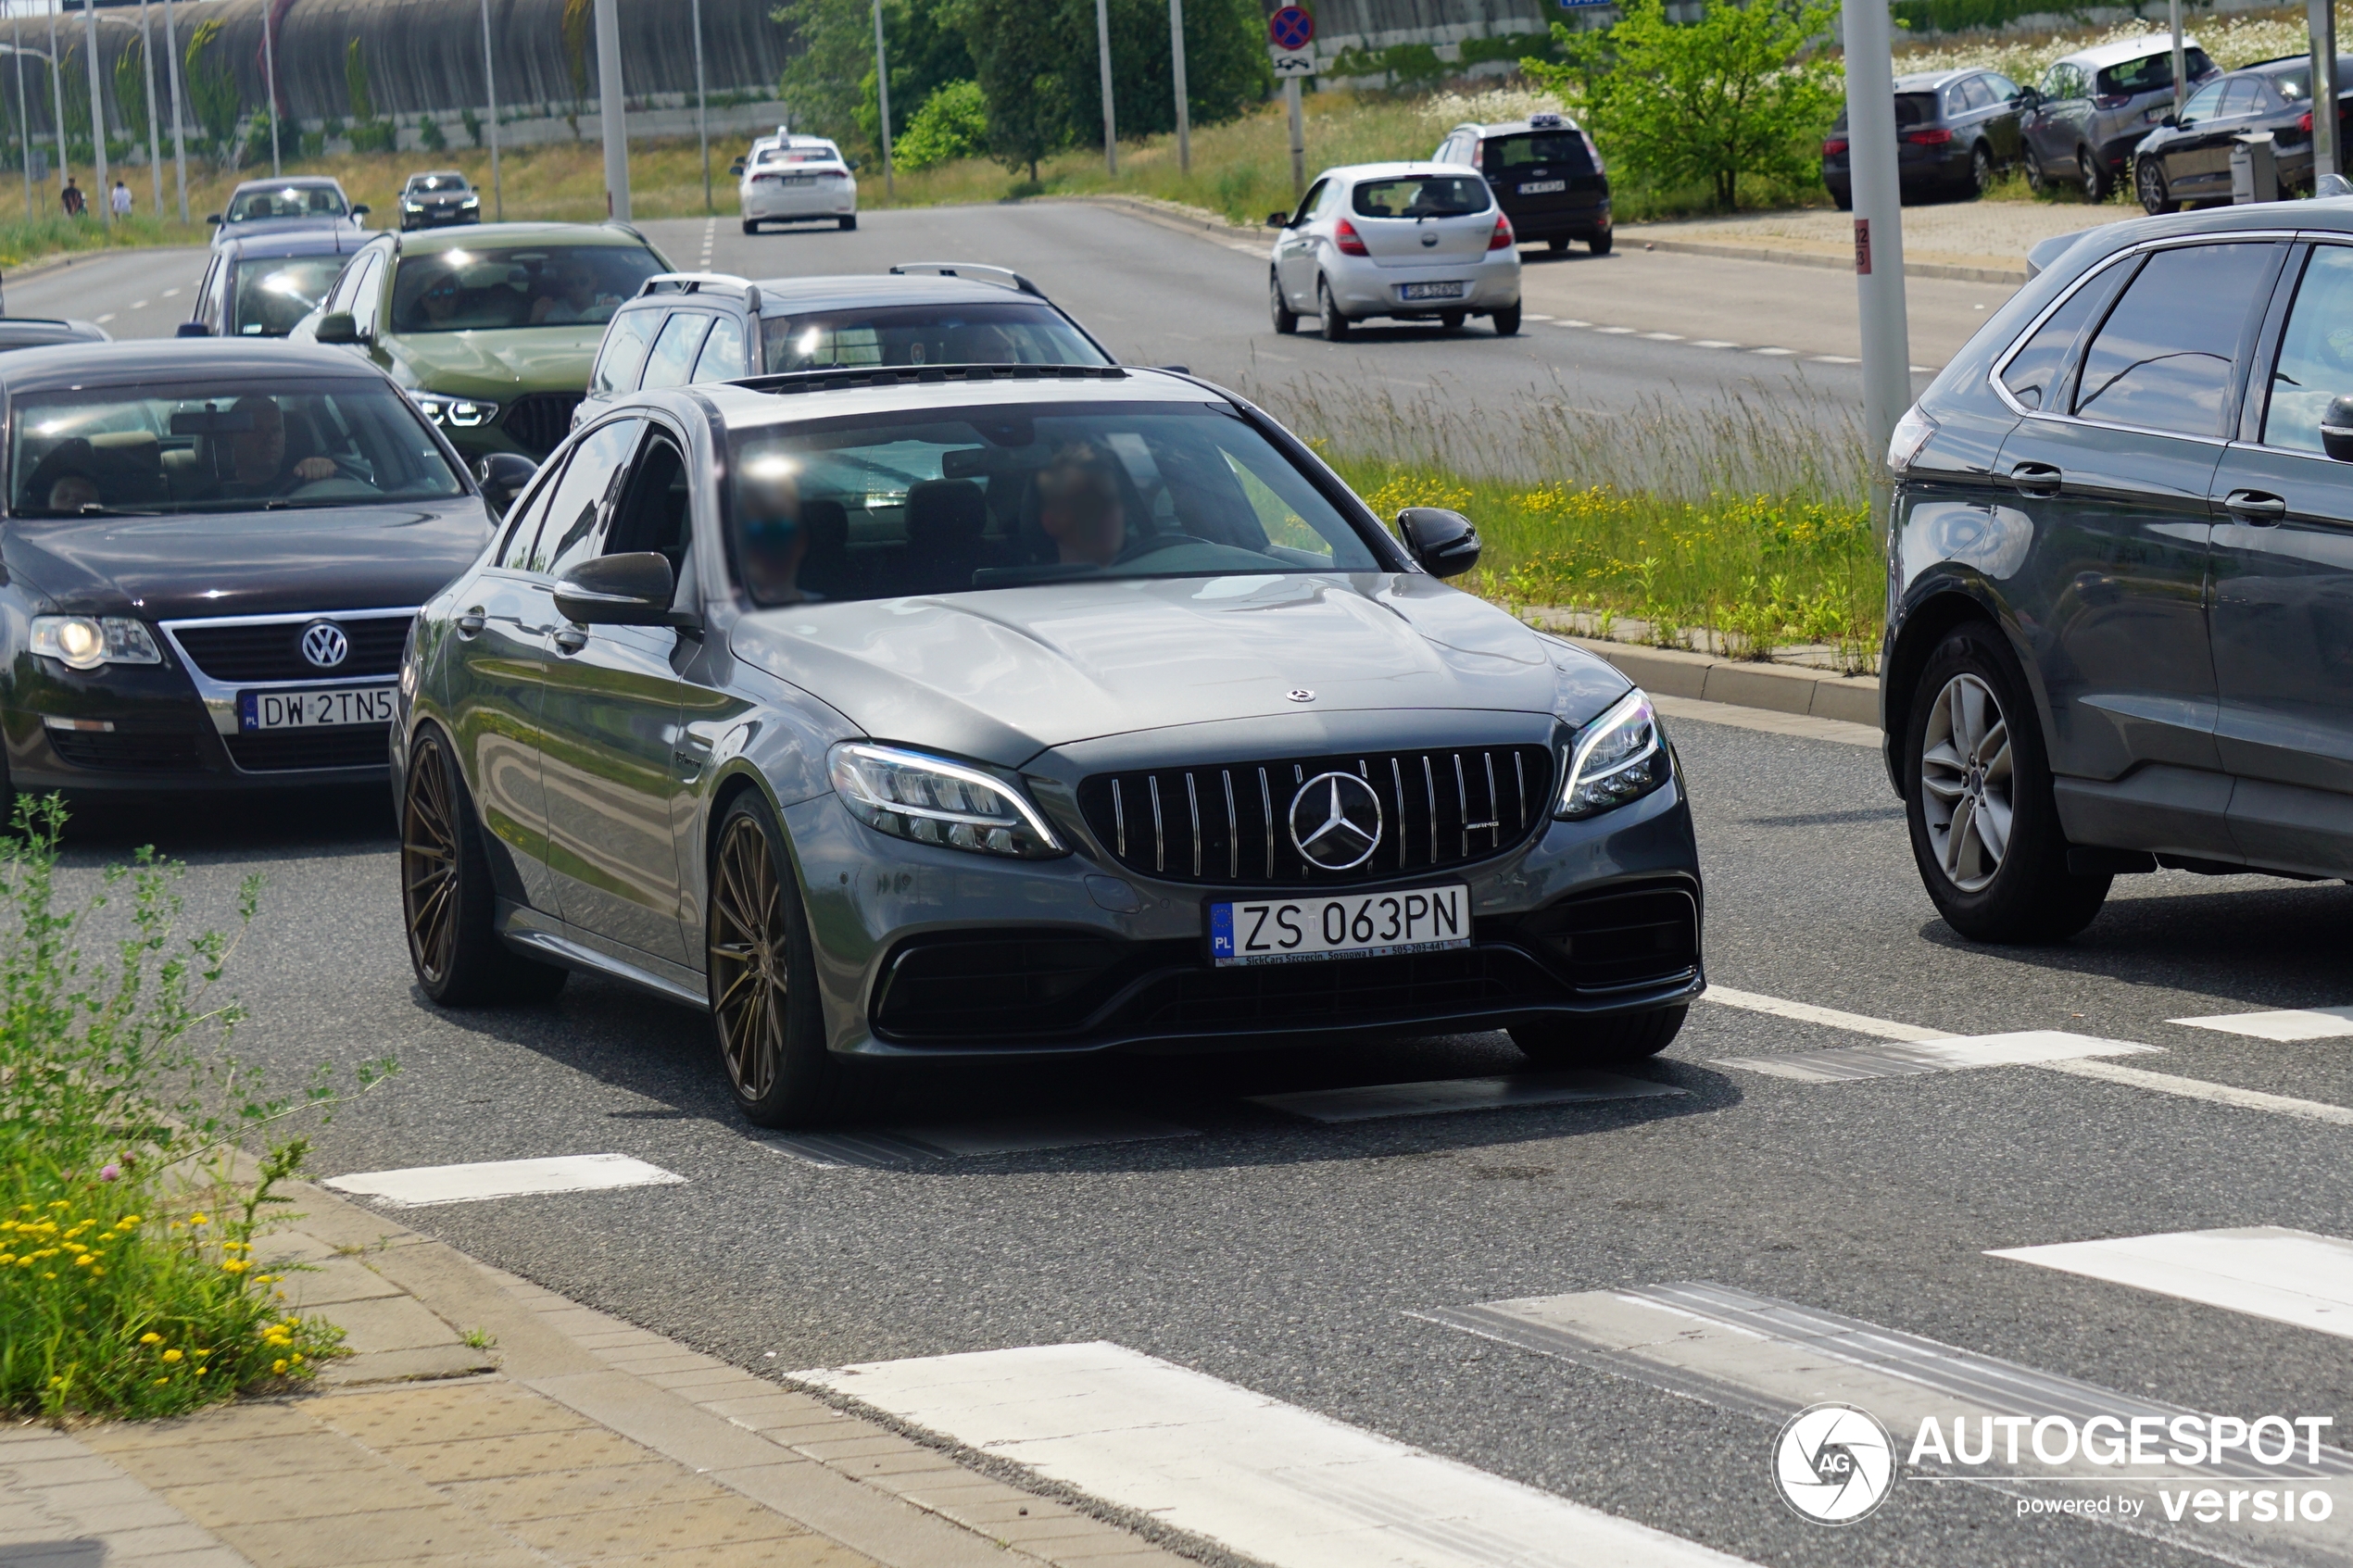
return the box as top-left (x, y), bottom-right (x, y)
top-left (1289, 771), bottom-right (1384, 871)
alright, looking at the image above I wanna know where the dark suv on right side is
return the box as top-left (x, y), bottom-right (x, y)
top-left (1433, 113), bottom-right (1612, 255)
top-left (1881, 204), bottom-right (2353, 942)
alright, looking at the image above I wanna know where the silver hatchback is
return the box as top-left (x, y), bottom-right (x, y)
top-left (1267, 163), bottom-right (1523, 341)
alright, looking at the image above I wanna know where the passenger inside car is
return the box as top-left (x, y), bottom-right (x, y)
top-left (1035, 444), bottom-right (1126, 566)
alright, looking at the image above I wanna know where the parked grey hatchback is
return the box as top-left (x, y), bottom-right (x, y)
top-left (1883, 202), bottom-right (2353, 941)
top-left (394, 364), bottom-right (1703, 1125)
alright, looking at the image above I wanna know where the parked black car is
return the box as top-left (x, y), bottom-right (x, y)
top-left (2020, 33), bottom-right (2219, 202)
top-left (1823, 69), bottom-right (2029, 207)
top-left (2131, 55), bottom-right (2353, 212)
top-left (182, 229), bottom-right (370, 338)
top-left (1882, 203), bottom-right (2353, 941)
top-left (1432, 112), bottom-right (1613, 255)
top-left (0, 342), bottom-right (489, 796)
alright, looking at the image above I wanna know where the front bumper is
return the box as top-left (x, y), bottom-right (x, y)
top-left (783, 734), bottom-right (1701, 1061)
top-left (1325, 251), bottom-right (1522, 319)
top-left (4, 667), bottom-right (393, 793)
top-left (402, 207), bottom-right (481, 229)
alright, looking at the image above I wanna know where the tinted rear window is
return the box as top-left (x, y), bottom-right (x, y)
top-left (1482, 132), bottom-right (1591, 174)
top-left (2098, 52), bottom-right (2183, 97)
top-left (2075, 244), bottom-right (2274, 436)
top-left (1350, 175), bottom-right (1491, 218)
top-left (1833, 94), bottom-right (1939, 132)
top-left (759, 301), bottom-right (1107, 372)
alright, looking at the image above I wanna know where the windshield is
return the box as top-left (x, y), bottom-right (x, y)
top-left (11, 382), bottom-right (465, 516)
top-left (1351, 175), bottom-right (1491, 219)
top-left (227, 184), bottom-right (346, 221)
top-left (1483, 132), bottom-right (1592, 173)
top-left (409, 174), bottom-right (469, 193)
top-left (389, 244), bottom-right (665, 332)
top-left (728, 401), bottom-right (1383, 605)
top-left (232, 256), bottom-right (346, 337)
top-left (760, 301), bottom-right (1107, 372)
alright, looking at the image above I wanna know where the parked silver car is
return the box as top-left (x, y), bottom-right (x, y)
top-left (1266, 163), bottom-right (1522, 341)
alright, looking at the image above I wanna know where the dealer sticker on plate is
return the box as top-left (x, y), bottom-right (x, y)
top-left (1209, 882), bottom-right (1470, 967)
top-left (239, 686), bottom-right (396, 731)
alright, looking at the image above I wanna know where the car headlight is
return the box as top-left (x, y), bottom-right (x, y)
top-left (1557, 688), bottom-right (1668, 819)
top-left (460, 194), bottom-right (479, 206)
top-left (410, 392), bottom-right (498, 428)
top-left (827, 742), bottom-right (1064, 859)
top-left (31, 615), bottom-right (161, 671)
top-left (403, 201), bottom-right (422, 211)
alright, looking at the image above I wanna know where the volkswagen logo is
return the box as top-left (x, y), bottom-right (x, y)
top-left (300, 621), bottom-right (349, 671)
top-left (1289, 771), bottom-right (1383, 871)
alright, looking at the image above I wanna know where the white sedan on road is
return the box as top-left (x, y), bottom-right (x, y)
top-left (737, 136), bottom-right (859, 234)
top-left (1266, 162), bottom-right (1521, 341)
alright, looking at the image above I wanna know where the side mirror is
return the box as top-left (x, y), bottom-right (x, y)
top-left (554, 551), bottom-right (682, 627)
top-left (2017, 89), bottom-right (2041, 111)
top-left (1266, 210), bottom-right (1291, 228)
top-left (475, 451), bottom-right (538, 520)
top-left (174, 320), bottom-right (210, 337)
top-left (351, 204), bottom-right (370, 217)
top-left (730, 159), bottom-right (746, 175)
top-left (2322, 395), bottom-right (2353, 462)
top-left (2161, 112), bottom-right (2180, 129)
top-left (204, 213), bottom-right (222, 225)
top-left (314, 311), bottom-right (359, 345)
top-left (1397, 507), bottom-right (1481, 578)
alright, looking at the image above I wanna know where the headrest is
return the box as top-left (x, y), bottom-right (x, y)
top-left (800, 497), bottom-right (849, 552)
top-left (905, 479), bottom-right (986, 546)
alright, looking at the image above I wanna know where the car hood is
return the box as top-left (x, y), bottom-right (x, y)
top-left (3, 500), bottom-right (491, 621)
top-left (728, 572), bottom-right (1630, 767)
top-left (381, 326), bottom-right (604, 396)
top-left (218, 216), bottom-right (357, 246)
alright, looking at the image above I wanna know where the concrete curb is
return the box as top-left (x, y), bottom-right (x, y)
top-left (1565, 635), bottom-right (1882, 729)
top-left (1051, 193), bottom-right (1267, 246)
top-left (1617, 232), bottom-right (2027, 286)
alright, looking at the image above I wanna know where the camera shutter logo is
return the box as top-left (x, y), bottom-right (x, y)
top-left (301, 621), bottom-right (350, 671)
top-left (1288, 771), bottom-right (1383, 871)
top-left (1774, 1402), bottom-right (1896, 1524)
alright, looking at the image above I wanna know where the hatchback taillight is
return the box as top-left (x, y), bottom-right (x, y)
top-left (2094, 93), bottom-right (2133, 109)
top-left (1334, 218), bottom-right (1368, 256)
top-left (1903, 127), bottom-right (1955, 145)
top-left (1823, 137), bottom-right (1850, 156)
top-left (1489, 213), bottom-right (1516, 250)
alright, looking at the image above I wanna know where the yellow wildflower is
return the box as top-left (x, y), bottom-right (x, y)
top-left (140, 1332), bottom-right (165, 1346)
top-left (271, 1359), bottom-right (288, 1374)
top-left (118, 1215), bottom-right (140, 1226)
top-left (219, 1260), bottom-right (251, 1274)
top-left (188, 1212), bottom-right (208, 1224)
top-left (161, 1349), bottom-right (182, 1363)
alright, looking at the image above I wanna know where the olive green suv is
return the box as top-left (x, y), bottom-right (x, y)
top-left (292, 222), bottom-right (672, 461)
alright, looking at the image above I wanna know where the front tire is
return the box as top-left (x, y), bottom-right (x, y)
top-left (401, 727), bottom-right (568, 1006)
top-left (1491, 304), bottom-right (1521, 335)
top-left (838, 214), bottom-right (857, 230)
top-left (1317, 276), bottom-right (1350, 342)
top-left (1269, 270), bottom-right (1298, 334)
top-left (2024, 155), bottom-right (2048, 195)
top-left (707, 792), bottom-right (861, 1127)
top-left (742, 219), bottom-right (760, 234)
top-left (2136, 157), bottom-right (2175, 215)
top-left (1511, 1006), bottom-right (1686, 1066)
top-left (2078, 144), bottom-right (2109, 203)
top-left (1903, 621), bottom-right (2109, 943)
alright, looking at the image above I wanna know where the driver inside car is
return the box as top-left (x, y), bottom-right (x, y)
top-left (213, 396), bottom-right (336, 497)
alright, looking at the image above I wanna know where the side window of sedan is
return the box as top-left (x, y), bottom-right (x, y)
top-left (2000, 265), bottom-right (2124, 411)
top-left (592, 311), bottom-right (662, 395)
top-left (691, 314), bottom-right (747, 383)
top-left (606, 430), bottom-right (694, 596)
top-left (537, 419), bottom-right (646, 579)
top-left (2074, 243), bottom-right (2276, 436)
top-left (2263, 245), bottom-right (2353, 451)
top-left (496, 458), bottom-right (569, 571)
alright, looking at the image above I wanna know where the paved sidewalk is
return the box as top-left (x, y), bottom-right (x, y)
top-left (0, 1183), bottom-right (1190, 1568)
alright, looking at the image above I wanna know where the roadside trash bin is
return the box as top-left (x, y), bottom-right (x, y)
top-left (2233, 132), bottom-right (2280, 204)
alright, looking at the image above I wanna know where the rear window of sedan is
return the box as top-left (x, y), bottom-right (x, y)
top-left (760, 301), bottom-right (1107, 372)
top-left (1350, 176), bottom-right (1491, 219)
top-left (227, 184), bottom-right (346, 221)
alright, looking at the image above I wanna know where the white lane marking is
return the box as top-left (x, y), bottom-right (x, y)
top-left (2171, 1006), bottom-right (2353, 1041)
top-left (1718, 1030), bottom-right (2156, 1083)
top-left (761, 1114), bottom-right (1198, 1167)
top-left (1910, 364), bottom-right (1934, 372)
top-left (1640, 331), bottom-right (1682, 341)
top-left (1704, 985), bottom-right (1950, 1042)
top-left (1751, 346), bottom-right (1795, 356)
top-left (1689, 339), bottom-right (1739, 348)
top-left (1808, 355), bottom-right (1859, 364)
top-left (1552, 317), bottom-right (1592, 327)
top-left (798, 1341), bottom-right (1752, 1568)
top-left (161, 287), bottom-right (180, 297)
top-left (127, 299), bottom-right (146, 309)
top-left (1248, 1070), bottom-right (1682, 1123)
top-left (94, 313), bottom-right (115, 323)
top-left (1992, 1227), bottom-right (2353, 1341)
top-left (1592, 325), bottom-right (1635, 334)
top-left (324, 1153), bottom-right (685, 1208)
top-left (1521, 311), bottom-right (1554, 320)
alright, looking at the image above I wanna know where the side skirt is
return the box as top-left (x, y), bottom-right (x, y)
top-left (497, 899), bottom-right (711, 1013)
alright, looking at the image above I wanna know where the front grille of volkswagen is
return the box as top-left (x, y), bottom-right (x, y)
top-left (500, 392), bottom-right (584, 456)
top-left (172, 616), bottom-right (411, 683)
top-left (1075, 746), bottom-right (1554, 887)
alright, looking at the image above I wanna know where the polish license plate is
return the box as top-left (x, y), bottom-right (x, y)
top-left (1399, 281), bottom-right (1466, 301)
top-left (1208, 882), bottom-right (1470, 967)
top-left (239, 686), bottom-right (396, 731)
top-left (1519, 179), bottom-right (1567, 194)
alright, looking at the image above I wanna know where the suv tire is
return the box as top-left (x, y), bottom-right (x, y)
top-left (1317, 277), bottom-right (1350, 342)
top-left (2078, 145), bottom-right (2109, 203)
top-left (1589, 229), bottom-right (1613, 256)
top-left (2024, 156), bottom-right (2048, 195)
top-left (839, 215), bottom-right (857, 230)
top-left (1511, 1006), bottom-right (1686, 1065)
top-left (401, 726), bottom-right (569, 1007)
top-left (1903, 621), bottom-right (2109, 943)
top-left (1269, 270), bottom-right (1298, 334)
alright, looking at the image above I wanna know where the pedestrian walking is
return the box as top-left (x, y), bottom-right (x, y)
top-left (109, 178), bottom-right (130, 218)
top-left (59, 178), bottom-right (83, 217)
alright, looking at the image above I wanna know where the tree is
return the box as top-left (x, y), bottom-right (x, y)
top-left (182, 19), bottom-right (243, 162)
top-left (960, 0), bottom-right (1069, 181)
top-left (771, 0), bottom-right (975, 155)
top-left (1522, 0), bottom-right (1842, 209)
top-left (895, 78), bottom-right (985, 169)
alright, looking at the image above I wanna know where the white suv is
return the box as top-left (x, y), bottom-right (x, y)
top-left (736, 136), bottom-right (859, 234)
top-left (1266, 163), bottom-right (1522, 341)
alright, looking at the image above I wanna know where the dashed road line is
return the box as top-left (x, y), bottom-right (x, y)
top-left (1592, 325), bottom-right (1635, 334)
top-left (127, 298), bottom-right (146, 309)
top-left (1718, 1030), bottom-right (2157, 1083)
top-left (1809, 354), bottom-right (1859, 364)
top-left (94, 313), bottom-right (114, 323)
top-left (1690, 339), bottom-right (1739, 348)
top-left (797, 1341), bottom-right (1754, 1568)
top-left (2041, 1057), bottom-right (2353, 1126)
top-left (2171, 1006), bottom-right (2353, 1042)
top-left (1247, 1069), bottom-right (1682, 1123)
top-left (324, 1152), bottom-right (686, 1207)
top-left (1991, 1227), bottom-right (2353, 1341)
top-left (1751, 346), bottom-right (1795, 356)
top-left (1639, 331), bottom-right (1682, 341)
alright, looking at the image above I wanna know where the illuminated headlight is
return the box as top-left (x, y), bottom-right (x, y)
top-left (31, 615), bottom-right (161, 671)
top-left (1557, 688), bottom-right (1668, 819)
top-left (411, 392), bottom-right (498, 428)
top-left (827, 742), bottom-right (1064, 859)
top-left (403, 201), bottom-right (423, 211)
top-left (460, 194), bottom-right (479, 206)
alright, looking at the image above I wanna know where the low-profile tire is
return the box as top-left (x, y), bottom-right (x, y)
top-left (1491, 304), bottom-right (1521, 335)
top-left (1439, 309), bottom-right (1466, 331)
top-left (838, 214), bottom-right (857, 230)
top-left (1316, 277), bottom-right (1350, 341)
top-left (2078, 145), bottom-right (2109, 203)
top-left (1269, 270), bottom-right (1298, 334)
top-left (2135, 157), bottom-right (2175, 215)
top-left (1903, 621), bottom-right (2109, 943)
top-left (402, 726), bottom-right (568, 1007)
top-left (1588, 229), bottom-right (1612, 256)
top-left (1968, 143), bottom-right (1994, 198)
top-left (1511, 1006), bottom-right (1686, 1066)
top-left (706, 791), bottom-right (862, 1128)
top-left (741, 219), bottom-right (760, 234)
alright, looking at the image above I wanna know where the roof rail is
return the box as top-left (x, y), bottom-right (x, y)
top-left (887, 261), bottom-right (1045, 298)
top-left (638, 272), bottom-right (762, 315)
top-left (735, 362), bottom-right (1128, 396)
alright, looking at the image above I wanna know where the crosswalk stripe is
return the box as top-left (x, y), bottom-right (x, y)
top-left (1991, 1227), bottom-right (2353, 1341)
top-left (1247, 1069), bottom-right (1682, 1123)
top-left (1718, 1030), bottom-right (2157, 1082)
top-left (2171, 1007), bottom-right (2353, 1042)
top-left (323, 1153), bottom-right (685, 1208)
top-left (797, 1341), bottom-right (1751, 1567)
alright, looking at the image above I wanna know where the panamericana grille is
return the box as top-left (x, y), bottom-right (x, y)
top-left (500, 392), bottom-right (585, 455)
top-left (172, 617), bottom-right (410, 683)
top-left (1076, 746), bottom-right (1553, 886)
top-left (225, 729), bottom-right (390, 771)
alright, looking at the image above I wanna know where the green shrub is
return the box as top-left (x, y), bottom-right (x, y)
top-left (460, 107), bottom-right (484, 148)
top-left (348, 122), bottom-right (396, 156)
top-left (418, 116), bottom-right (447, 153)
top-left (896, 80), bottom-right (988, 170)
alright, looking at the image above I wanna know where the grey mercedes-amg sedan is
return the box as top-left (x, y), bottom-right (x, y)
top-left (394, 364), bottom-right (1703, 1126)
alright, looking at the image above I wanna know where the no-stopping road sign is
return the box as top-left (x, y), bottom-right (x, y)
top-left (1268, 6), bottom-right (1314, 50)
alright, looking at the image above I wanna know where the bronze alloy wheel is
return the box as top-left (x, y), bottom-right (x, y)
top-left (402, 733), bottom-right (461, 986)
top-left (709, 810), bottom-right (786, 1103)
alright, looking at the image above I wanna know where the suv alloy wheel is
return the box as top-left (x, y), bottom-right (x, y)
top-left (2078, 145), bottom-right (2109, 203)
top-left (2137, 157), bottom-right (2175, 215)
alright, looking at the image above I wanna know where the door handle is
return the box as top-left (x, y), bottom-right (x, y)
top-left (553, 626), bottom-right (588, 653)
top-left (2008, 461), bottom-right (2063, 496)
top-left (2223, 488), bottom-right (2287, 523)
top-left (454, 610), bottom-right (485, 636)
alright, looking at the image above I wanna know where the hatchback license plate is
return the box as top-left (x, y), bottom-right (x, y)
top-left (1399, 282), bottom-right (1466, 301)
top-left (239, 686), bottom-right (396, 731)
top-left (1518, 180), bottom-right (1567, 194)
top-left (1209, 882), bottom-right (1470, 967)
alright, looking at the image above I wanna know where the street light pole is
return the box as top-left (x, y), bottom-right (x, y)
top-left (11, 22), bottom-right (27, 220)
top-left (138, 0), bottom-right (159, 213)
top-left (160, 0), bottom-right (184, 223)
top-left (480, 0), bottom-right (500, 220)
top-left (1095, 0), bottom-right (1115, 175)
top-left (46, 0), bottom-right (67, 213)
top-left (593, 0), bottom-right (628, 220)
top-left (692, 0), bottom-right (710, 214)
top-left (2311, 0), bottom-right (2338, 184)
top-left (1840, 0), bottom-right (1910, 540)
top-left (2169, 0), bottom-right (2186, 123)
top-left (870, 0), bottom-right (892, 199)
top-left (80, 0), bottom-right (107, 223)
top-left (260, 0), bottom-right (279, 176)
top-left (1168, 0), bottom-right (1189, 175)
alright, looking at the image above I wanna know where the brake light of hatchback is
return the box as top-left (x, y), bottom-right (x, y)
top-left (2094, 92), bottom-right (2134, 110)
top-left (1823, 137), bottom-right (1850, 156)
top-left (1335, 219), bottom-right (1368, 256)
top-left (1489, 214), bottom-right (1516, 250)
top-left (1902, 127), bottom-right (1955, 145)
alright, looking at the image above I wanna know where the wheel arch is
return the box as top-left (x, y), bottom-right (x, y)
top-left (1881, 582), bottom-right (2041, 796)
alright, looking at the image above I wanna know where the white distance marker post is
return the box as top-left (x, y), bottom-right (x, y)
top-left (594, 0), bottom-right (629, 220)
top-left (1840, 0), bottom-right (1911, 540)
